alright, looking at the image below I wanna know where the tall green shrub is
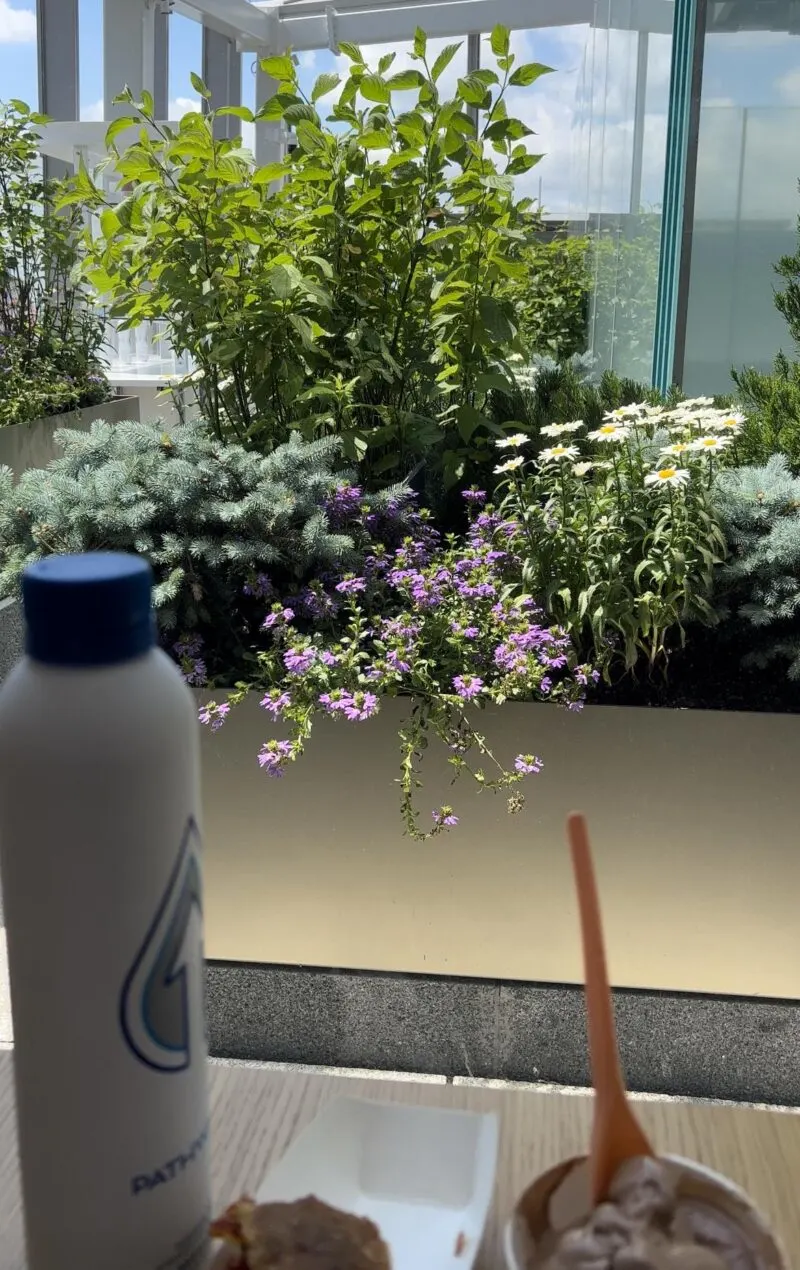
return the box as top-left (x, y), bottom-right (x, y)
top-left (0, 100), bottom-right (108, 426)
top-left (64, 28), bottom-right (553, 488)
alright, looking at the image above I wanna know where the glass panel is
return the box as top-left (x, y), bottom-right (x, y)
top-left (168, 10), bottom-right (203, 115)
top-left (683, 16), bottom-right (800, 394)
top-left (576, 1), bottom-right (672, 383)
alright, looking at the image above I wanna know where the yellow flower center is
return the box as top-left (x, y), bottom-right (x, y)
top-left (600, 425), bottom-right (617, 434)
top-left (701, 438), bottom-right (717, 446)
top-left (723, 418), bottom-right (737, 427)
top-left (553, 446), bottom-right (567, 455)
top-left (659, 468), bottom-right (676, 479)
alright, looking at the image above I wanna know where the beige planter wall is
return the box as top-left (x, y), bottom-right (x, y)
top-left (0, 395), bottom-right (140, 480)
top-left (200, 696), bottom-right (800, 999)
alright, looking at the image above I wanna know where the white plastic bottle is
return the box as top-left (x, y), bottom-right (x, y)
top-left (0, 553), bottom-right (210, 1270)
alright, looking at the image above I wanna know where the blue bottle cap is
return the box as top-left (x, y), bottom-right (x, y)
top-left (22, 553), bottom-right (156, 667)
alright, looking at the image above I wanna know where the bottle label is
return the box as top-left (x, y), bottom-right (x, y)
top-left (119, 817), bottom-right (205, 1073)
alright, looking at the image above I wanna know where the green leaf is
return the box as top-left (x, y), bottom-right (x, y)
top-left (190, 71), bottom-right (211, 99)
top-left (360, 74), bottom-right (390, 104)
top-left (216, 105), bottom-right (254, 121)
top-left (260, 55), bottom-right (295, 81)
top-left (432, 42), bottom-right (462, 81)
top-left (413, 27), bottom-right (427, 58)
top-left (311, 71), bottom-right (341, 102)
top-left (457, 73), bottom-right (490, 106)
top-left (104, 116), bottom-right (138, 148)
top-left (490, 25), bottom-right (510, 56)
top-left (283, 102), bottom-right (320, 125)
top-left (338, 41), bottom-right (365, 63)
top-left (295, 119), bottom-right (327, 154)
top-left (252, 162), bottom-right (287, 184)
top-left (268, 263), bottom-right (301, 299)
top-left (378, 52), bottom-right (396, 75)
top-left (477, 295), bottom-right (516, 344)
top-left (455, 404), bottom-right (488, 443)
top-left (385, 69), bottom-right (426, 91)
top-left (506, 152), bottom-right (543, 175)
top-left (509, 62), bottom-right (554, 87)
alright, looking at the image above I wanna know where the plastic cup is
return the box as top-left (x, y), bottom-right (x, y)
top-left (504, 1154), bottom-right (788, 1269)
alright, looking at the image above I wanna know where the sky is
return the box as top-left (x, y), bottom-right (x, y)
top-left (1, 0), bottom-right (800, 218)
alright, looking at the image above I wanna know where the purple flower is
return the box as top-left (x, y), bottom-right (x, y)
top-left (453, 674), bottom-right (483, 701)
top-left (283, 646), bottom-right (316, 675)
top-left (462, 626), bottom-right (479, 639)
top-left (319, 690), bottom-right (346, 714)
top-left (174, 634), bottom-right (203, 658)
top-left (335, 576), bottom-right (367, 594)
top-left (260, 690), bottom-right (291, 719)
top-left (575, 666), bottom-right (601, 686)
top-left (462, 489), bottom-right (487, 505)
top-left (257, 738), bottom-right (293, 777)
top-left (262, 607), bottom-right (294, 630)
top-left (181, 657), bottom-right (207, 687)
top-left (243, 573), bottom-right (275, 599)
top-left (198, 701), bottom-right (230, 732)
top-left (320, 650), bottom-right (339, 666)
top-left (342, 691), bottom-right (379, 722)
top-left (515, 754), bottom-right (543, 775)
top-left (386, 649), bottom-right (411, 673)
top-left (433, 807), bottom-right (459, 828)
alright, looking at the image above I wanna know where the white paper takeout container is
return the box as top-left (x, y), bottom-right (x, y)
top-left (212, 1096), bottom-right (498, 1270)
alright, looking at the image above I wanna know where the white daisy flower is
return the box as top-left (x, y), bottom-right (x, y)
top-left (644, 467), bottom-right (690, 488)
top-left (588, 422), bottom-right (630, 443)
top-left (539, 444), bottom-right (580, 463)
top-left (494, 455), bottom-right (526, 474)
top-left (681, 396), bottom-right (714, 409)
top-left (714, 411), bottom-right (746, 432)
top-left (661, 441), bottom-right (692, 457)
top-left (692, 434), bottom-right (732, 453)
top-left (495, 433), bottom-right (530, 450)
top-left (604, 406), bottom-right (632, 421)
top-left (540, 420), bottom-right (584, 437)
top-left (573, 461), bottom-right (594, 476)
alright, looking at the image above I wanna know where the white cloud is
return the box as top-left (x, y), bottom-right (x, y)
top-left (80, 96), bottom-right (201, 122)
top-left (777, 66), bottom-right (800, 105)
top-left (0, 0), bottom-right (36, 43)
top-left (297, 50), bottom-right (317, 70)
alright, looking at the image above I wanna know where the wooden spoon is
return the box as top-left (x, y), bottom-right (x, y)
top-left (567, 811), bottom-right (654, 1204)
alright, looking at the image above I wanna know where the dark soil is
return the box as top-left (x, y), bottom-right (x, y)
top-left (589, 625), bottom-right (800, 714)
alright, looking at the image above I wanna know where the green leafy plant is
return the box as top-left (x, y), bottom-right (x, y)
top-left (65, 28), bottom-right (553, 488)
top-left (502, 229), bottom-right (591, 361)
top-left (732, 353), bottom-right (800, 470)
top-left (0, 100), bottom-right (109, 426)
top-left (714, 455), bottom-right (800, 679)
top-left (0, 418), bottom-right (394, 667)
top-left (491, 398), bottom-right (733, 669)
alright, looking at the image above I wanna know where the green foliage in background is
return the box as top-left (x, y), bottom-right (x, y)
top-left (66, 27), bottom-right (554, 490)
top-left (501, 229), bottom-right (591, 362)
top-left (590, 217), bottom-right (663, 384)
top-left (489, 355), bottom-right (668, 456)
top-left (0, 100), bottom-right (109, 427)
top-left (0, 419), bottom-right (371, 660)
top-left (731, 353), bottom-right (800, 470)
top-left (714, 455), bottom-right (800, 679)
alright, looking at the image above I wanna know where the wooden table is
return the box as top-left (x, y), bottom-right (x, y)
top-left (1, 1049), bottom-right (798, 1268)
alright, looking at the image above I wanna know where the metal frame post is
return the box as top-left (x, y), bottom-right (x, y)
top-left (36, 0), bottom-right (79, 180)
top-left (629, 29), bottom-right (648, 215)
top-left (154, 4), bottom-right (170, 121)
top-left (651, 0), bottom-right (707, 391)
top-left (103, 0), bottom-right (157, 119)
top-left (202, 26), bottom-right (243, 138)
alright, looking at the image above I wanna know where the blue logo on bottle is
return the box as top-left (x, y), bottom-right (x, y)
top-left (120, 818), bottom-right (204, 1073)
